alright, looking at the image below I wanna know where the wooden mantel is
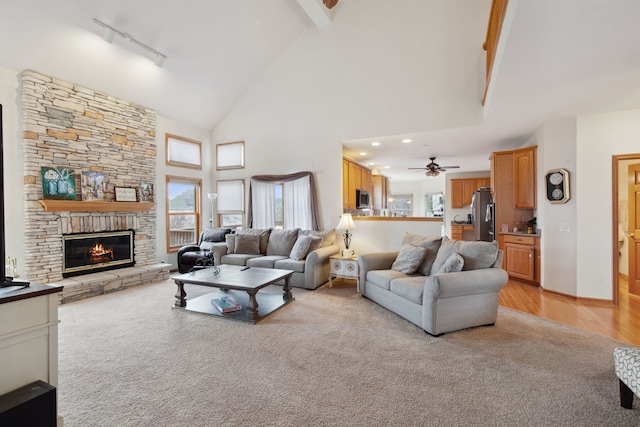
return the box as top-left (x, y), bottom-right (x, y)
top-left (38, 200), bottom-right (154, 212)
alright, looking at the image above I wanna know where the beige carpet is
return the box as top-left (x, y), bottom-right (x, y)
top-left (57, 279), bottom-right (639, 426)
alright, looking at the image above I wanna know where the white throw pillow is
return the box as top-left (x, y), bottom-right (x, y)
top-left (391, 244), bottom-right (428, 274)
top-left (435, 252), bottom-right (464, 274)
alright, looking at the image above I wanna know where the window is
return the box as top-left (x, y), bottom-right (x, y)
top-left (249, 172), bottom-right (320, 230)
top-left (216, 141), bottom-right (245, 170)
top-left (167, 176), bottom-right (202, 251)
top-left (217, 179), bottom-right (245, 229)
top-left (166, 134), bottom-right (202, 169)
top-left (389, 194), bottom-right (413, 217)
top-left (426, 193), bottom-right (444, 217)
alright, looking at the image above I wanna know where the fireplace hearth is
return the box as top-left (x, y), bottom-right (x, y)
top-left (62, 230), bottom-right (134, 277)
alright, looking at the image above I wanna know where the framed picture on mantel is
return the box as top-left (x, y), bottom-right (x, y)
top-left (115, 187), bottom-right (137, 202)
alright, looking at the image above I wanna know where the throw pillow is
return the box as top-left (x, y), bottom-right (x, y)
top-left (201, 228), bottom-right (232, 243)
top-left (430, 236), bottom-right (498, 275)
top-left (289, 235), bottom-right (323, 261)
top-left (234, 234), bottom-right (260, 255)
top-left (266, 228), bottom-right (300, 256)
top-left (225, 234), bottom-right (236, 254)
top-left (301, 229), bottom-right (336, 248)
top-left (238, 228), bottom-right (272, 254)
top-left (435, 252), bottom-right (464, 274)
top-left (401, 233), bottom-right (442, 276)
top-left (391, 244), bottom-right (428, 275)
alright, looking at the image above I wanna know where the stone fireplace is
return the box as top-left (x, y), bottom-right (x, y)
top-left (62, 230), bottom-right (135, 277)
top-left (20, 70), bottom-right (169, 302)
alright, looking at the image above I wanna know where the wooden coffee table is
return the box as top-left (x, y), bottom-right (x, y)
top-left (172, 264), bottom-right (294, 324)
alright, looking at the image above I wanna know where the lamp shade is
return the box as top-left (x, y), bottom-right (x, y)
top-left (336, 213), bottom-right (356, 230)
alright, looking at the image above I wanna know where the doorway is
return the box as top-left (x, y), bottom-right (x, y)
top-left (612, 153), bottom-right (640, 304)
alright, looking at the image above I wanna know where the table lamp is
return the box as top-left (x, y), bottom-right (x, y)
top-left (207, 193), bottom-right (217, 227)
top-left (336, 213), bottom-right (356, 257)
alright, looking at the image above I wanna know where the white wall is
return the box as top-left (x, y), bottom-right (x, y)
top-left (211, 0), bottom-right (491, 230)
top-left (535, 118), bottom-right (578, 296)
top-left (349, 220), bottom-right (443, 254)
top-left (389, 176), bottom-right (445, 217)
top-left (576, 108), bottom-right (640, 299)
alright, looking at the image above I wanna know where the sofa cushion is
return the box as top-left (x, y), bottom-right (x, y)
top-left (225, 234), bottom-right (236, 254)
top-left (391, 244), bottom-right (428, 274)
top-left (201, 228), bottom-right (232, 243)
top-left (238, 228), bottom-right (272, 254)
top-left (301, 229), bottom-right (336, 248)
top-left (435, 252), bottom-right (464, 274)
top-left (389, 277), bottom-right (426, 304)
top-left (235, 234), bottom-right (261, 255)
top-left (289, 235), bottom-right (323, 261)
top-left (430, 236), bottom-right (499, 274)
top-left (366, 269), bottom-right (408, 291)
top-left (266, 228), bottom-right (300, 256)
top-left (220, 254), bottom-right (262, 266)
top-left (247, 255), bottom-right (288, 268)
top-left (401, 233), bottom-right (442, 276)
top-left (274, 258), bottom-right (305, 273)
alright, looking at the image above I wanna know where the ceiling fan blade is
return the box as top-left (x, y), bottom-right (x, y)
top-left (439, 165), bottom-right (460, 169)
top-left (408, 167), bottom-right (427, 170)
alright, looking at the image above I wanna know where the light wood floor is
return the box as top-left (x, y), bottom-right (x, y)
top-left (499, 278), bottom-right (640, 346)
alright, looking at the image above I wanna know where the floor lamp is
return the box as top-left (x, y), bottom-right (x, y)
top-left (207, 193), bottom-right (217, 228)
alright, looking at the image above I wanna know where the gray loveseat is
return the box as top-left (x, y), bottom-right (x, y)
top-left (205, 228), bottom-right (339, 290)
top-left (358, 233), bottom-right (508, 336)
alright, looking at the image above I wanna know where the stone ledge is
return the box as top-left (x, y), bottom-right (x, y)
top-left (53, 263), bottom-right (171, 304)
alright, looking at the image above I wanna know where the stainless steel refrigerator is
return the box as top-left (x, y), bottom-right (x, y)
top-left (470, 188), bottom-right (494, 242)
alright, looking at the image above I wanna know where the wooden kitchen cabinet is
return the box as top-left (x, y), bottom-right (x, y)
top-left (503, 234), bottom-right (539, 283)
top-left (372, 174), bottom-right (389, 209)
top-left (343, 158), bottom-right (374, 209)
top-left (450, 177), bottom-right (491, 208)
top-left (451, 224), bottom-right (474, 241)
top-left (513, 146), bottom-right (536, 209)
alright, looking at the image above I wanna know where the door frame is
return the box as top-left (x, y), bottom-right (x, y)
top-left (612, 153), bottom-right (640, 305)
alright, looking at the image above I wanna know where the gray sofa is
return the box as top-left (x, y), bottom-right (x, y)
top-left (206, 228), bottom-right (339, 290)
top-left (358, 233), bottom-right (508, 336)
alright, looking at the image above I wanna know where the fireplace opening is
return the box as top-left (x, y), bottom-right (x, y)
top-left (62, 230), bottom-right (134, 277)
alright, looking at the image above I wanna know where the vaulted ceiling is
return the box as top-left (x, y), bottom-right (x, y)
top-left (2, 0), bottom-right (640, 180)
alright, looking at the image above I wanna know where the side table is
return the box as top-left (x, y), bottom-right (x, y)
top-left (329, 254), bottom-right (360, 292)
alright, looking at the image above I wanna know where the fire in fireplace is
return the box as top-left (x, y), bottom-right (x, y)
top-left (62, 230), bottom-right (134, 277)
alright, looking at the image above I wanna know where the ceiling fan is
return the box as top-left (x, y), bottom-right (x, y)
top-left (408, 157), bottom-right (460, 177)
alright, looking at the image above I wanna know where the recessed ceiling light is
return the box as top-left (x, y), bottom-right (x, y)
top-left (371, 141), bottom-right (380, 146)
top-left (368, 162), bottom-right (376, 166)
top-left (384, 166), bottom-right (390, 169)
top-left (360, 152), bottom-right (367, 156)
top-left (402, 139), bottom-right (412, 143)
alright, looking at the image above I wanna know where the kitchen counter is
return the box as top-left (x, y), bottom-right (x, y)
top-left (499, 231), bottom-right (541, 237)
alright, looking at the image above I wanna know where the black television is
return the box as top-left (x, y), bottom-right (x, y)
top-left (0, 104), bottom-right (29, 288)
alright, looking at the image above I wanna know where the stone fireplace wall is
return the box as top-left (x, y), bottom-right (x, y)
top-left (21, 70), bottom-right (158, 284)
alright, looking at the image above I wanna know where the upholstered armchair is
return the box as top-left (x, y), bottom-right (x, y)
top-left (177, 228), bottom-right (232, 273)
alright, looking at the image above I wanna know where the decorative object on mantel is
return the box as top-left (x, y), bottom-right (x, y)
top-left (114, 187), bottom-right (137, 202)
top-left (336, 213), bottom-right (356, 257)
top-left (545, 168), bottom-right (570, 204)
top-left (138, 182), bottom-right (154, 202)
top-left (81, 171), bottom-right (109, 201)
top-left (41, 167), bottom-right (76, 200)
top-left (323, 0), bottom-right (339, 9)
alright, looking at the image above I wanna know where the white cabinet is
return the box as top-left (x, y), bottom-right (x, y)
top-left (0, 285), bottom-right (62, 398)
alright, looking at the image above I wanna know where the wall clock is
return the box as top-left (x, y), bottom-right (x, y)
top-left (545, 168), bottom-right (570, 204)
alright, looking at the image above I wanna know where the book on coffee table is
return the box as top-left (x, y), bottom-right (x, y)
top-left (211, 295), bottom-right (242, 313)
